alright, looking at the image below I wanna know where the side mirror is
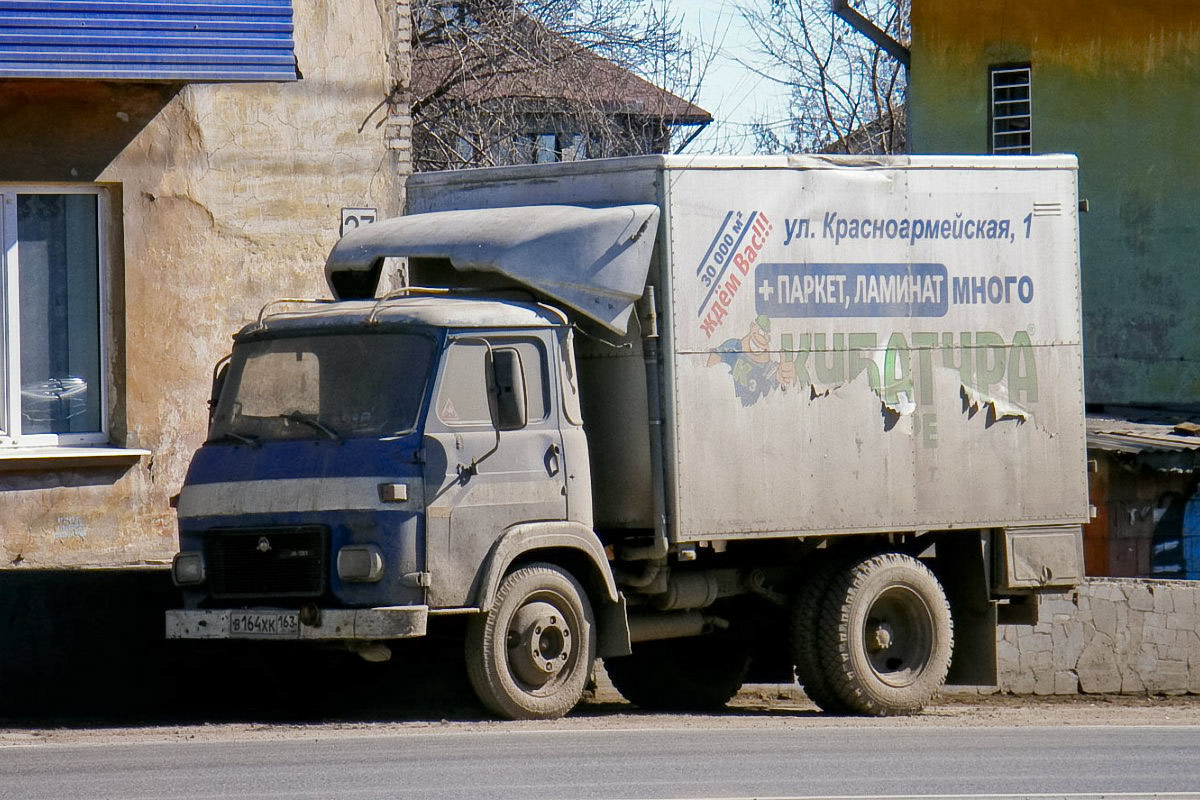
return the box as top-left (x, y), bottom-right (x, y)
top-left (490, 348), bottom-right (527, 431)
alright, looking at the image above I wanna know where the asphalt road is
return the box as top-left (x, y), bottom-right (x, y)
top-left (1, 722), bottom-right (1198, 800)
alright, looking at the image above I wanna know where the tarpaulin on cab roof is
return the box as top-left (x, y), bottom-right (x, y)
top-left (324, 204), bottom-right (659, 335)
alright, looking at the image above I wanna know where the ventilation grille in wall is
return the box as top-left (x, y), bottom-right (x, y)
top-left (991, 65), bottom-right (1032, 155)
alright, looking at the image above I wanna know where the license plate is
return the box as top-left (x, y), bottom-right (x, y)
top-left (229, 611), bottom-right (300, 638)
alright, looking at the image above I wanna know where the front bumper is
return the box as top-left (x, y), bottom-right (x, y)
top-left (165, 606), bottom-right (428, 641)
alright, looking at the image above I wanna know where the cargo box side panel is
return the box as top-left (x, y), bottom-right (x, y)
top-left (663, 160), bottom-right (1089, 541)
top-left (576, 318), bottom-right (655, 529)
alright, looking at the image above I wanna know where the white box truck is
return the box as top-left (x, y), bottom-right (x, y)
top-left (166, 155), bottom-right (1089, 719)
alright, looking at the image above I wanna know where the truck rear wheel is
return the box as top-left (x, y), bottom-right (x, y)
top-left (465, 563), bottom-right (595, 720)
top-left (818, 552), bottom-right (953, 716)
top-left (603, 635), bottom-right (750, 711)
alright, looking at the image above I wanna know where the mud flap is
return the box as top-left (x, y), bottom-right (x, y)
top-left (596, 593), bottom-right (632, 658)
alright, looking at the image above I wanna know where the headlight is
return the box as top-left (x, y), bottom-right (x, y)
top-left (172, 551), bottom-right (206, 586)
top-left (337, 545), bottom-right (385, 582)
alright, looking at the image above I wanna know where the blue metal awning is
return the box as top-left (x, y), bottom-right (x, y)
top-left (0, 0), bottom-right (297, 81)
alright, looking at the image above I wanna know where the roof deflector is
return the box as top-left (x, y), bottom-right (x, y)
top-left (325, 204), bottom-right (660, 335)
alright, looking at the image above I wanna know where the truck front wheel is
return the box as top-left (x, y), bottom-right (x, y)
top-left (818, 552), bottom-right (953, 716)
top-left (465, 563), bottom-right (595, 720)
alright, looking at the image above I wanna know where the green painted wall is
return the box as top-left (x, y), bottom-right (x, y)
top-left (910, 2), bottom-right (1200, 407)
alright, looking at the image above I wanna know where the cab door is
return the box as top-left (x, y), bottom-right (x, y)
top-left (422, 334), bottom-right (566, 608)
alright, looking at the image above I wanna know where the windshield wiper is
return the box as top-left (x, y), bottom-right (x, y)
top-left (280, 411), bottom-right (341, 441)
top-left (209, 431), bottom-right (259, 447)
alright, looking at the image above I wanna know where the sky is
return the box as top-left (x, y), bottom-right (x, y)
top-left (671, 0), bottom-right (793, 154)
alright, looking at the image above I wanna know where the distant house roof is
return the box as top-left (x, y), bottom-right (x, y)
top-left (411, 18), bottom-right (709, 126)
top-left (820, 105), bottom-right (908, 155)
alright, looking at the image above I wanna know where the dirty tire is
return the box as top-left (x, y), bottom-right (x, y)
top-left (603, 635), bottom-right (751, 711)
top-left (791, 555), bottom-right (853, 713)
top-left (818, 552), bottom-right (953, 716)
top-left (465, 563), bottom-right (595, 720)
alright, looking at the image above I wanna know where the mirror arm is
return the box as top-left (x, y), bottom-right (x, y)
top-left (454, 337), bottom-right (501, 476)
top-left (208, 354), bottom-right (232, 425)
top-left (467, 425), bottom-right (502, 476)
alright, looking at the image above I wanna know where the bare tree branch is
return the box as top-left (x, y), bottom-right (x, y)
top-left (410, 0), bottom-right (712, 171)
top-left (738, 0), bottom-right (908, 155)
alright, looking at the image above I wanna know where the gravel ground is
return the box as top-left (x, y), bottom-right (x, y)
top-left (2, 638), bottom-right (1196, 745)
top-left (2, 686), bottom-right (1198, 748)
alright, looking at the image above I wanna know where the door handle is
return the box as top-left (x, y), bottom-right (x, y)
top-left (546, 443), bottom-right (561, 476)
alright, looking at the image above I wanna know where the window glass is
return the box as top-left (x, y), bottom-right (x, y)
top-left (436, 338), bottom-right (549, 427)
top-left (519, 340), bottom-right (548, 422)
top-left (210, 333), bottom-right (436, 442)
top-left (16, 194), bottom-right (102, 435)
top-left (235, 351), bottom-right (320, 418)
top-left (534, 134), bottom-right (558, 163)
top-left (454, 135), bottom-right (476, 165)
top-left (436, 342), bottom-right (492, 425)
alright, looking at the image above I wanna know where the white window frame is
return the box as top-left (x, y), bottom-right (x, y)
top-left (0, 184), bottom-right (110, 448)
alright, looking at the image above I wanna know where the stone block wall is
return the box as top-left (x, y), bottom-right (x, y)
top-left (997, 578), bottom-right (1200, 695)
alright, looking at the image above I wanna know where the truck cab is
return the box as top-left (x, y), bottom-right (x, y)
top-left (169, 296), bottom-right (620, 718)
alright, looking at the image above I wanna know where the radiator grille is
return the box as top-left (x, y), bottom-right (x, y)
top-left (205, 526), bottom-right (328, 599)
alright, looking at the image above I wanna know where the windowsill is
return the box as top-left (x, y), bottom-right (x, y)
top-left (0, 445), bottom-right (150, 471)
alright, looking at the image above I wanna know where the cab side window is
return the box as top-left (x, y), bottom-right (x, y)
top-left (435, 339), bottom-right (549, 427)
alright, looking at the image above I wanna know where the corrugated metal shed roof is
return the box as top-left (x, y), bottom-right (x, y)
top-left (1088, 411), bottom-right (1200, 472)
top-left (0, 0), bottom-right (297, 81)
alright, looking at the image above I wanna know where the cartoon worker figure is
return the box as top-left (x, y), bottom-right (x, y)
top-left (708, 315), bottom-right (795, 406)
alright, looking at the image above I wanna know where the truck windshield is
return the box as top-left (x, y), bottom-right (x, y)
top-left (209, 332), bottom-right (436, 443)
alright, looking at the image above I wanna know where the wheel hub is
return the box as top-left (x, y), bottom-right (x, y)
top-left (507, 601), bottom-right (572, 687)
top-left (868, 621), bottom-right (894, 651)
top-left (863, 585), bottom-right (934, 688)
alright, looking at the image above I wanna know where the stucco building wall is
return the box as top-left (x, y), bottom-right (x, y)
top-left (0, 0), bottom-right (411, 568)
top-left (909, 2), bottom-right (1200, 408)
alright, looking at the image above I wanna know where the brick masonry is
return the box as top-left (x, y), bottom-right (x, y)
top-left (997, 578), bottom-right (1200, 695)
